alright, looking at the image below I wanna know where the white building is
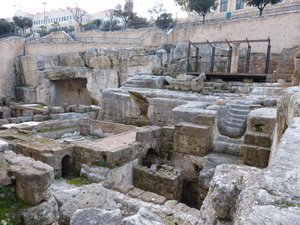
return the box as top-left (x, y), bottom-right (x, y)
top-left (16, 7), bottom-right (90, 32)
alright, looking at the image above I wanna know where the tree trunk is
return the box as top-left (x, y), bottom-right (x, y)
top-left (202, 15), bottom-right (205, 24)
top-left (259, 8), bottom-right (263, 16)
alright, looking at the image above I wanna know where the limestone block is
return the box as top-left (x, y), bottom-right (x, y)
top-left (171, 42), bottom-right (188, 61)
top-left (50, 106), bottom-right (65, 114)
top-left (19, 116), bottom-right (33, 122)
top-left (292, 51), bottom-right (300, 86)
top-left (122, 74), bottom-right (167, 89)
top-left (281, 87), bottom-right (300, 125)
top-left (15, 163), bottom-right (54, 205)
top-left (21, 197), bottom-right (59, 225)
top-left (172, 103), bottom-right (214, 125)
top-left (70, 208), bottom-right (123, 225)
top-left (136, 126), bottom-right (161, 148)
top-left (199, 164), bottom-right (260, 224)
top-left (242, 144), bottom-right (270, 168)
top-left (121, 207), bottom-right (164, 225)
top-left (0, 152), bottom-right (9, 185)
top-left (174, 122), bottom-right (210, 157)
top-left (248, 108), bottom-right (277, 134)
top-left (86, 55), bottom-right (111, 69)
top-left (148, 98), bottom-right (188, 126)
top-left (53, 183), bottom-right (117, 224)
top-left (139, 191), bottom-right (167, 205)
top-left (244, 131), bottom-right (272, 147)
top-left (4, 151), bottom-right (54, 206)
top-left (59, 53), bottom-right (85, 67)
top-left (133, 165), bottom-right (183, 200)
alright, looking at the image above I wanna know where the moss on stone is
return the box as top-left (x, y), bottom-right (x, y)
top-left (0, 185), bottom-right (29, 225)
top-left (66, 177), bottom-right (90, 187)
top-left (254, 124), bottom-right (264, 132)
top-left (37, 125), bottom-right (78, 133)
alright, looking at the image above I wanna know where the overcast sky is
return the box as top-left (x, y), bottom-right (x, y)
top-left (1, 0), bottom-right (186, 19)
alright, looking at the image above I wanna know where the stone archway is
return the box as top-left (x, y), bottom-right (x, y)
top-left (61, 155), bottom-right (73, 178)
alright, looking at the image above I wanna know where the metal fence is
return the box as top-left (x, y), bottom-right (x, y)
top-left (25, 27), bottom-right (156, 45)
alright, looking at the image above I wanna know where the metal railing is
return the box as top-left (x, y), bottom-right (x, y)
top-left (25, 28), bottom-right (157, 45)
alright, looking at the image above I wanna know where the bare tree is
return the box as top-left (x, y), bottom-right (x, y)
top-left (67, 7), bottom-right (87, 32)
top-left (105, 9), bottom-right (116, 31)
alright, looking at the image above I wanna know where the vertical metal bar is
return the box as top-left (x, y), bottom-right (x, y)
top-left (265, 40), bottom-right (271, 74)
top-left (187, 42), bottom-right (191, 73)
top-left (246, 45), bottom-right (251, 73)
top-left (195, 47), bottom-right (199, 72)
top-left (210, 46), bottom-right (215, 72)
top-left (227, 46), bottom-right (232, 73)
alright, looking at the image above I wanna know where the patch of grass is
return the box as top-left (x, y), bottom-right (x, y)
top-left (37, 138), bottom-right (54, 144)
top-left (31, 105), bottom-right (48, 109)
top-left (254, 124), bottom-right (264, 132)
top-left (92, 160), bottom-right (110, 168)
top-left (166, 144), bottom-right (173, 161)
top-left (0, 185), bottom-right (29, 225)
top-left (66, 177), bottom-right (90, 187)
top-left (37, 125), bottom-right (78, 133)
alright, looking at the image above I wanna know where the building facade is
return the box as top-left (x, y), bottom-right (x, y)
top-left (16, 8), bottom-right (90, 33)
top-left (215, 0), bottom-right (298, 16)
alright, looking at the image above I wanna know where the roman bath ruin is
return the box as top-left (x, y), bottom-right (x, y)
top-left (0, 9), bottom-right (300, 225)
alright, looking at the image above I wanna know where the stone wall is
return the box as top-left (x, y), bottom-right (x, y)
top-left (170, 12), bottom-right (300, 53)
top-left (0, 37), bottom-right (25, 98)
top-left (16, 48), bottom-right (160, 105)
top-left (133, 165), bottom-right (183, 200)
top-left (292, 50), bottom-right (300, 85)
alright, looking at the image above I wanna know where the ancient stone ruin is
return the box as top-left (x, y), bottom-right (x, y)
top-left (0, 35), bottom-right (300, 225)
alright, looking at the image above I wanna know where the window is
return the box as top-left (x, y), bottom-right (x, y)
top-left (220, 0), bottom-right (228, 12)
top-left (236, 0), bottom-right (244, 10)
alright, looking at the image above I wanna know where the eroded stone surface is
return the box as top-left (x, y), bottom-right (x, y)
top-left (4, 150), bottom-right (54, 206)
top-left (70, 208), bottom-right (123, 225)
top-left (21, 197), bottom-right (59, 225)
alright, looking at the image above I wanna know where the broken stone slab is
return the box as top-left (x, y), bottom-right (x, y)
top-left (0, 139), bottom-right (8, 151)
top-left (121, 207), bottom-right (165, 225)
top-left (4, 150), bottom-right (54, 206)
top-left (139, 192), bottom-right (167, 205)
top-left (21, 196), bottom-right (59, 225)
top-left (242, 144), bottom-right (271, 168)
top-left (52, 183), bottom-right (117, 224)
top-left (128, 188), bottom-right (145, 198)
top-left (70, 208), bottom-right (123, 225)
top-left (122, 74), bottom-right (167, 89)
top-left (174, 122), bottom-right (211, 157)
top-left (247, 108), bottom-right (277, 134)
top-left (81, 159), bottom-right (139, 186)
top-left (133, 165), bottom-right (183, 200)
top-left (199, 164), bottom-right (261, 225)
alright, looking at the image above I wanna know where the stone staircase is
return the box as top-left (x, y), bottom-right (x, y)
top-left (241, 108), bottom-right (276, 168)
top-left (241, 131), bottom-right (272, 168)
top-left (218, 100), bottom-right (251, 138)
top-left (214, 134), bottom-right (243, 156)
